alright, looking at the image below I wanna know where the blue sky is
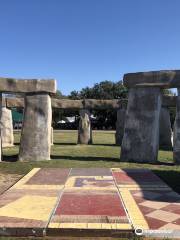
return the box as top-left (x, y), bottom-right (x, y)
top-left (0, 0), bottom-right (180, 95)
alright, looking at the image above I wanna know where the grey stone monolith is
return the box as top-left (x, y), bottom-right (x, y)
top-left (19, 94), bottom-right (52, 161)
top-left (1, 107), bottom-right (14, 147)
top-left (51, 127), bottom-right (53, 145)
top-left (159, 106), bottom-right (172, 150)
top-left (120, 87), bottom-right (162, 163)
top-left (173, 89), bottom-right (180, 164)
top-left (78, 109), bottom-right (92, 144)
top-left (116, 108), bottom-right (126, 145)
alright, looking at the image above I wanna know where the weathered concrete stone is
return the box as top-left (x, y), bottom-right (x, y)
top-left (18, 93), bottom-right (52, 161)
top-left (173, 89), bottom-right (180, 164)
top-left (115, 108), bottom-right (126, 145)
top-left (0, 107), bottom-right (14, 147)
top-left (78, 109), bottom-right (92, 144)
top-left (0, 78), bottom-right (56, 93)
top-left (51, 127), bottom-right (53, 145)
top-left (120, 87), bottom-right (162, 163)
top-left (1, 97), bottom-right (6, 107)
top-left (84, 99), bottom-right (127, 110)
top-left (6, 97), bottom-right (24, 108)
top-left (159, 107), bottom-right (172, 149)
top-left (124, 70), bottom-right (180, 88)
top-left (6, 97), bottom-right (128, 110)
top-left (162, 95), bottom-right (176, 107)
top-left (52, 99), bottom-right (84, 109)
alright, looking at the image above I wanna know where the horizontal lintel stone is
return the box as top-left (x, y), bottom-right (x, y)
top-left (5, 96), bottom-right (176, 109)
top-left (6, 98), bottom-right (24, 108)
top-left (123, 70), bottom-right (180, 88)
top-left (52, 99), bottom-right (84, 109)
top-left (84, 99), bottom-right (127, 109)
top-left (0, 78), bottom-right (56, 93)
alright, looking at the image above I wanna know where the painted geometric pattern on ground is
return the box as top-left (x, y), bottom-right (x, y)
top-left (49, 168), bottom-right (132, 231)
top-left (65, 168), bottom-right (116, 190)
top-left (0, 168), bottom-right (179, 238)
top-left (120, 189), bottom-right (180, 238)
top-left (0, 168), bottom-right (70, 236)
top-left (132, 189), bottom-right (180, 230)
top-left (113, 168), bottom-right (180, 238)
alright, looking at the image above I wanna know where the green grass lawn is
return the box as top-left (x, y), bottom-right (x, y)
top-left (1, 130), bottom-right (180, 194)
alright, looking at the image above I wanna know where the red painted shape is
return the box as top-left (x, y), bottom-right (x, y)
top-left (113, 172), bottom-right (135, 184)
top-left (27, 168), bottom-right (70, 185)
top-left (56, 192), bottom-right (127, 217)
top-left (145, 216), bottom-right (167, 229)
top-left (113, 171), bottom-right (162, 185)
top-left (161, 204), bottom-right (180, 215)
top-left (138, 205), bottom-right (156, 215)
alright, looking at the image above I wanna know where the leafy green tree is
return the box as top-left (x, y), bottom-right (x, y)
top-left (54, 90), bottom-right (66, 99)
top-left (69, 90), bottom-right (80, 100)
top-left (69, 80), bottom-right (127, 100)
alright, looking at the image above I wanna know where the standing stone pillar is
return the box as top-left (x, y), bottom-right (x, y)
top-left (78, 109), bottom-right (92, 144)
top-left (1, 107), bottom-right (14, 147)
top-left (159, 106), bottom-right (172, 149)
top-left (51, 127), bottom-right (53, 145)
top-left (19, 93), bottom-right (52, 161)
top-left (115, 107), bottom-right (126, 145)
top-left (120, 87), bottom-right (162, 163)
top-left (173, 89), bottom-right (180, 164)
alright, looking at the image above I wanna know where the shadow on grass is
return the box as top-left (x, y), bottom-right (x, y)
top-left (156, 161), bottom-right (174, 166)
top-left (159, 145), bottom-right (173, 151)
top-left (51, 155), bottom-right (119, 162)
top-left (53, 143), bottom-right (116, 146)
top-left (120, 158), bottom-right (174, 166)
top-left (14, 143), bottom-right (20, 146)
top-left (2, 154), bottom-right (18, 162)
top-left (91, 143), bottom-right (116, 147)
top-left (53, 142), bottom-right (77, 146)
